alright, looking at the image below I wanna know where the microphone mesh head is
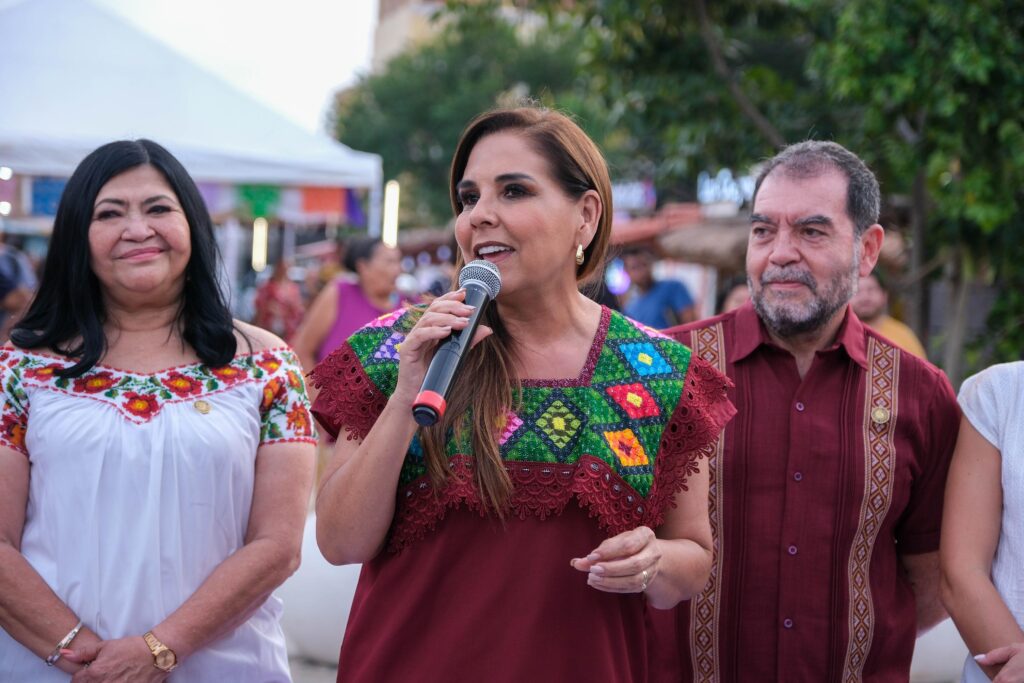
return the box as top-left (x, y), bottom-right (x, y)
top-left (459, 260), bottom-right (502, 298)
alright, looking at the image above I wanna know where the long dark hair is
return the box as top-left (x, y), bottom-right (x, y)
top-left (419, 106), bottom-right (613, 514)
top-left (342, 236), bottom-right (384, 274)
top-left (11, 139), bottom-right (237, 376)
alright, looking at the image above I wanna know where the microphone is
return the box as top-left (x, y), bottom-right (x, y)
top-left (412, 260), bottom-right (501, 427)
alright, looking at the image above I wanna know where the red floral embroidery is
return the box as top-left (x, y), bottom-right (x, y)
top-left (1, 413), bottom-right (26, 450)
top-left (74, 372), bottom-right (117, 394)
top-left (210, 365), bottom-right (248, 383)
top-left (256, 354), bottom-right (282, 374)
top-left (123, 392), bottom-right (159, 419)
top-left (11, 349), bottom-right (313, 441)
top-left (24, 363), bottom-right (64, 381)
top-left (261, 377), bottom-right (285, 412)
top-left (162, 372), bottom-right (203, 397)
top-left (286, 402), bottom-right (312, 436)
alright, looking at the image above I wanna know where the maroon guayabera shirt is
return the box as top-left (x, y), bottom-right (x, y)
top-left (648, 302), bottom-right (959, 682)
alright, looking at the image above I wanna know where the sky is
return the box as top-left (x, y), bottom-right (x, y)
top-left (93, 0), bottom-right (380, 135)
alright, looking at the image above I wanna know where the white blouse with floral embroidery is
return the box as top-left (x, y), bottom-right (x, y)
top-left (0, 347), bottom-right (316, 682)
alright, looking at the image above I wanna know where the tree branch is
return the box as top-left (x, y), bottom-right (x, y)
top-left (694, 0), bottom-right (786, 149)
top-left (894, 250), bottom-right (950, 289)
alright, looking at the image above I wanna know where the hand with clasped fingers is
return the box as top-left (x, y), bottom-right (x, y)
top-left (974, 644), bottom-right (1024, 683)
top-left (570, 526), bottom-right (661, 595)
top-left (61, 636), bottom-right (168, 683)
top-left (567, 477), bottom-right (714, 611)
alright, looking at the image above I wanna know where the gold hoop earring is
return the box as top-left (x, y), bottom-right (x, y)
top-left (575, 244), bottom-right (585, 266)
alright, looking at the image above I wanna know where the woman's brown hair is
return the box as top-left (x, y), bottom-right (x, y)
top-left (418, 106), bottom-right (613, 514)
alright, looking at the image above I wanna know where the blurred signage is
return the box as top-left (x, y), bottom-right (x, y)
top-left (612, 180), bottom-right (656, 213)
top-left (697, 169), bottom-right (754, 207)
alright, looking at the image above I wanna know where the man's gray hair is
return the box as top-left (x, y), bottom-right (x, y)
top-left (752, 140), bottom-right (881, 235)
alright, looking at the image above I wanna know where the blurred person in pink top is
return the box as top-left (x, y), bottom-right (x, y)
top-left (291, 237), bottom-right (403, 376)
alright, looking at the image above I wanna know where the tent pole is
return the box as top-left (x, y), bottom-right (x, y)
top-left (367, 178), bottom-right (382, 238)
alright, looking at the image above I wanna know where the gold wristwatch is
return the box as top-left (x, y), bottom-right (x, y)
top-left (143, 631), bottom-right (178, 672)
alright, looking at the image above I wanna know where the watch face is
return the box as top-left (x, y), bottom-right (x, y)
top-left (155, 649), bottom-right (176, 670)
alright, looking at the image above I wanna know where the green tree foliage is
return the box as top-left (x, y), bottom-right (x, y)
top-left (532, 0), bottom-right (845, 200)
top-left (821, 1), bottom-right (1024, 234)
top-left (341, 0), bottom-right (1024, 374)
top-left (817, 0), bottom-right (1024, 377)
top-left (539, 0), bottom-right (1023, 376)
top-left (331, 2), bottom-right (578, 225)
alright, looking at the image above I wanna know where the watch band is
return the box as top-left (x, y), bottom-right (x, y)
top-left (143, 631), bottom-right (177, 672)
top-left (142, 631), bottom-right (162, 652)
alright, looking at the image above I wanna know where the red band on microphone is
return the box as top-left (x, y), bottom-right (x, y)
top-left (413, 390), bottom-right (447, 418)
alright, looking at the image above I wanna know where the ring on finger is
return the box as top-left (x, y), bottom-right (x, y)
top-left (640, 568), bottom-right (649, 591)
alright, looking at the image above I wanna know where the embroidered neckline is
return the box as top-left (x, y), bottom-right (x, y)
top-left (3, 347), bottom-right (305, 425)
top-left (9, 346), bottom-right (295, 378)
top-left (520, 306), bottom-right (611, 388)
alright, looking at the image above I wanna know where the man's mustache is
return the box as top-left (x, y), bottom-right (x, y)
top-left (760, 267), bottom-right (817, 293)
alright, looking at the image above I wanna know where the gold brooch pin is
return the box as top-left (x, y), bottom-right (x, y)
top-left (870, 405), bottom-right (890, 425)
top-left (194, 400), bottom-right (212, 414)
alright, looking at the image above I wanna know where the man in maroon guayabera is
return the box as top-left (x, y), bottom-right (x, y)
top-left (648, 140), bottom-right (960, 682)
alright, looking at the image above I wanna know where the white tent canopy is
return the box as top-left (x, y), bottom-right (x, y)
top-left (0, 0), bottom-right (381, 228)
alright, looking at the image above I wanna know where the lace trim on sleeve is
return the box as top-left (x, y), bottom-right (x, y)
top-left (309, 343), bottom-right (387, 441)
top-left (644, 354), bottom-right (735, 527)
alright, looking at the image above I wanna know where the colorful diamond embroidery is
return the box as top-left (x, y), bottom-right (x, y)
top-left (367, 308), bottom-right (406, 328)
top-left (536, 399), bottom-right (582, 451)
top-left (604, 428), bottom-right (649, 467)
top-left (341, 307), bottom-right (694, 501)
top-left (373, 332), bottom-right (404, 361)
top-left (624, 316), bottom-right (671, 340)
top-left (497, 410), bottom-right (524, 445)
top-left (606, 383), bottom-right (661, 419)
top-left (621, 342), bottom-right (672, 377)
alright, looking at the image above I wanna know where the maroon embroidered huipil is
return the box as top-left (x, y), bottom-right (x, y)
top-left (649, 302), bottom-right (959, 682)
top-left (311, 307), bottom-right (735, 683)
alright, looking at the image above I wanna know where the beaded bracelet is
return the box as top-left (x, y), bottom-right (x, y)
top-left (44, 620), bottom-right (83, 666)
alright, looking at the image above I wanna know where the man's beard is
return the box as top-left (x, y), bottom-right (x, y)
top-left (750, 256), bottom-right (859, 339)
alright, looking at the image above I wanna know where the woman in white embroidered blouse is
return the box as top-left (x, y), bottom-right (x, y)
top-left (0, 140), bottom-right (317, 682)
top-left (941, 361), bottom-right (1024, 682)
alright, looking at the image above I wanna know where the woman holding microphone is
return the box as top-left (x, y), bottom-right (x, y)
top-left (312, 106), bottom-right (734, 682)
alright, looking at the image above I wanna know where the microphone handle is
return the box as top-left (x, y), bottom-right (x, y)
top-left (412, 284), bottom-right (491, 426)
